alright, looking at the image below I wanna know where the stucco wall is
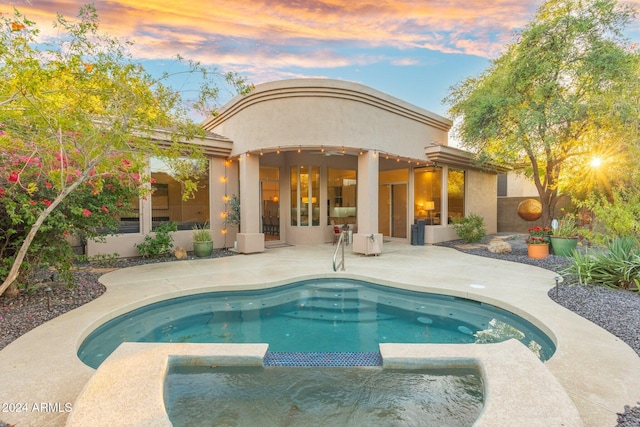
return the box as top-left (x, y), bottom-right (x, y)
top-left (465, 169), bottom-right (498, 234)
top-left (206, 79), bottom-right (451, 160)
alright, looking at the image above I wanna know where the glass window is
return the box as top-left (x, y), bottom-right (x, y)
top-left (413, 167), bottom-right (442, 225)
top-left (290, 165), bottom-right (320, 226)
top-left (327, 168), bottom-right (357, 225)
top-left (448, 168), bottom-right (465, 223)
top-left (150, 157), bottom-right (210, 230)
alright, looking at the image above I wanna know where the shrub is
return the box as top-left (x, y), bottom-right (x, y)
top-left (192, 222), bottom-right (212, 243)
top-left (135, 222), bottom-right (177, 258)
top-left (452, 213), bottom-right (487, 243)
top-left (578, 189), bottom-right (640, 245)
top-left (562, 237), bottom-right (640, 292)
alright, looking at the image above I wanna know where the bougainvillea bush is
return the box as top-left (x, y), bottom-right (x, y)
top-left (0, 6), bottom-right (250, 296)
top-left (0, 129), bottom-right (141, 291)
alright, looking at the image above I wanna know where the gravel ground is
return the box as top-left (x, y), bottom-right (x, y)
top-left (1, 241), bottom-right (639, 426)
top-left (437, 234), bottom-right (640, 426)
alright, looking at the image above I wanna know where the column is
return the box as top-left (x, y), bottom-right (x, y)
top-left (353, 151), bottom-right (383, 255)
top-left (237, 152), bottom-right (264, 253)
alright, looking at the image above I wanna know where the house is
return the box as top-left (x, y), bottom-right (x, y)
top-left (87, 78), bottom-right (499, 257)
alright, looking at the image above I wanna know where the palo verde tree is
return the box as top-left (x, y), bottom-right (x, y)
top-left (445, 0), bottom-right (640, 226)
top-left (0, 6), bottom-right (250, 297)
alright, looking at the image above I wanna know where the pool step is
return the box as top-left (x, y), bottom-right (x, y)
top-left (281, 309), bottom-right (394, 322)
top-left (281, 296), bottom-right (391, 322)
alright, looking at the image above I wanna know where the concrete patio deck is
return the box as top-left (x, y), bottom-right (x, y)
top-left (0, 242), bottom-right (638, 426)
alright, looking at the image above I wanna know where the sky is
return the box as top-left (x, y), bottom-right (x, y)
top-left (7, 0), bottom-right (640, 122)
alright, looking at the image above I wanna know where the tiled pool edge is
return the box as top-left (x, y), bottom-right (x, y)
top-left (66, 340), bottom-right (582, 427)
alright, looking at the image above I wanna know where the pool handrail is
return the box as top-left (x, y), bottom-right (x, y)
top-left (333, 230), bottom-right (346, 271)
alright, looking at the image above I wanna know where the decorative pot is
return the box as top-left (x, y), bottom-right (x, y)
top-left (527, 244), bottom-right (549, 259)
top-left (550, 237), bottom-right (578, 257)
top-left (193, 241), bottom-right (213, 258)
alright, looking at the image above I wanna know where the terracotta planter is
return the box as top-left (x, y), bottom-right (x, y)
top-left (527, 244), bottom-right (549, 259)
top-left (550, 237), bottom-right (578, 257)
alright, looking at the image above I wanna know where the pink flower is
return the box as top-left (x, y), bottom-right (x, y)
top-left (43, 199), bottom-right (52, 207)
top-left (45, 182), bottom-right (52, 189)
top-left (0, 187), bottom-right (4, 197)
top-left (8, 171), bottom-right (18, 182)
top-left (29, 200), bottom-right (37, 206)
top-left (82, 208), bottom-right (92, 217)
top-left (100, 205), bottom-right (109, 214)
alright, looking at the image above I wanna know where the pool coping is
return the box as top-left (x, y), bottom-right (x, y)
top-left (0, 242), bottom-right (639, 426)
top-left (66, 340), bottom-right (581, 427)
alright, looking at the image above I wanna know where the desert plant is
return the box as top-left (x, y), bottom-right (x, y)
top-left (552, 212), bottom-right (579, 238)
top-left (192, 223), bottom-right (212, 242)
top-left (135, 222), bottom-right (177, 258)
top-left (451, 213), bottom-right (486, 243)
top-left (562, 237), bottom-right (640, 291)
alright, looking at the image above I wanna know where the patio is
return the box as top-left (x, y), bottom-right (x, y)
top-left (0, 242), bottom-right (639, 426)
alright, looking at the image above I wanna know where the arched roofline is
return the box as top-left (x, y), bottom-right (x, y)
top-left (203, 78), bottom-right (452, 133)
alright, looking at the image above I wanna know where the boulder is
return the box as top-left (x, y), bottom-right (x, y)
top-left (488, 239), bottom-right (512, 254)
top-left (174, 246), bottom-right (187, 259)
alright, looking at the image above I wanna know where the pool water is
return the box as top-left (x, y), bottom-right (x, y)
top-left (78, 278), bottom-right (555, 368)
top-left (165, 365), bottom-right (484, 427)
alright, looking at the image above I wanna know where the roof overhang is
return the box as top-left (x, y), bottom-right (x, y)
top-left (147, 129), bottom-right (233, 157)
top-left (424, 144), bottom-right (510, 173)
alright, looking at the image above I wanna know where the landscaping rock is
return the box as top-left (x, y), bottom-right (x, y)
top-left (487, 238), bottom-right (512, 254)
top-left (174, 246), bottom-right (187, 259)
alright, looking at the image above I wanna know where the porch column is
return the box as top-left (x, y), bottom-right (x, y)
top-left (353, 151), bottom-right (383, 255)
top-left (237, 153), bottom-right (264, 253)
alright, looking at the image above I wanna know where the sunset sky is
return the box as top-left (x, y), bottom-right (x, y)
top-left (8, 0), bottom-right (640, 120)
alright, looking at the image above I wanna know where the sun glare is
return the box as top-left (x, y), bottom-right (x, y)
top-left (590, 157), bottom-right (602, 168)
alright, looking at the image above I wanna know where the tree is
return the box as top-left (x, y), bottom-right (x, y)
top-left (0, 6), bottom-right (250, 297)
top-left (445, 0), bottom-right (640, 226)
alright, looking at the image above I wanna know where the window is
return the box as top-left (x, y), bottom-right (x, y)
top-left (327, 168), bottom-right (356, 225)
top-left (448, 168), bottom-right (465, 223)
top-left (290, 166), bottom-right (320, 226)
top-left (150, 157), bottom-right (210, 230)
top-left (413, 167), bottom-right (442, 225)
top-left (497, 174), bottom-right (507, 197)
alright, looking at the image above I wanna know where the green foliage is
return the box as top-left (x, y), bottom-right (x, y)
top-left (0, 172), bottom-right (137, 288)
top-left (562, 237), bottom-right (640, 292)
top-left (452, 213), bottom-right (487, 243)
top-left (578, 188), bottom-right (640, 246)
top-left (552, 212), bottom-right (579, 238)
top-left (445, 0), bottom-right (640, 226)
top-left (525, 226), bottom-right (552, 245)
top-left (0, 6), bottom-right (250, 295)
top-left (135, 222), bottom-right (177, 258)
top-left (226, 194), bottom-right (241, 229)
top-left (192, 223), bottom-right (212, 243)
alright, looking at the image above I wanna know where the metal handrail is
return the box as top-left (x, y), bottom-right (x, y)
top-left (332, 231), bottom-right (346, 271)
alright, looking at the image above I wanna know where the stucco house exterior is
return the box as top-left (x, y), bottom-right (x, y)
top-left (87, 78), bottom-right (499, 257)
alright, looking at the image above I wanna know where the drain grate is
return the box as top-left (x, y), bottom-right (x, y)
top-left (263, 351), bottom-right (382, 367)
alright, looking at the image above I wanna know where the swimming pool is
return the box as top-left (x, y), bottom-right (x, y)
top-left (78, 278), bottom-right (555, 368)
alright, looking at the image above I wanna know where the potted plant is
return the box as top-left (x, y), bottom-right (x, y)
top-left (550, 213), bottom-right (579, 256)
top-left (192, 222), bottom-right (213, 258)
top-left (525, 226), bottom-right (551, 259)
